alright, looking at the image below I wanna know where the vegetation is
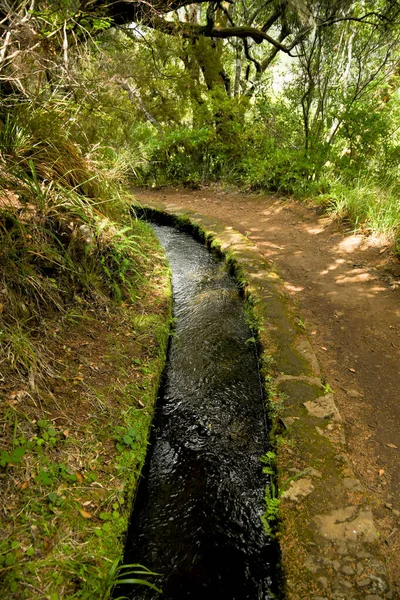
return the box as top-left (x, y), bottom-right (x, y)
top-left (64, 0), bottom-right (400, 251)
top-left (2, 0), bottom-right (400, 597)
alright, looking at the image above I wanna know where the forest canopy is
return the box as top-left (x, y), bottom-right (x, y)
top-left (1, 0), bottom-right (400, 244)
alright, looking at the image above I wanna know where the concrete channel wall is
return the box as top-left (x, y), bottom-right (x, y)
top-left (133, 200), bottom-right (391, 600)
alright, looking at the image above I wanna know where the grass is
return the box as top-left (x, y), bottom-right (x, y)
top-left (313, 177), bottom-right (400, 252)
top-left (0, 225), bottom-right (172, 599)
top-left (0, 104), bottom-right (173, 599)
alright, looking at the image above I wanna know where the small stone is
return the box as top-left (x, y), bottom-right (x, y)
top-left (309, 467), bottom-right (323, 478)
top-left (340, 580), bottom-right (354, 589)
top-left (357, 551), bottom-right (371, 558)
top-left (343, 477), bottom-right (363, 492)
top-left (385, 503), bottom-right (393, 510)
top-left (342, 565), bottom-right (355, 575)
top-left (365, 596), bottom-right (383, 600)
top-left (317, 577), bottom-right (328, 589)
top-left (357, 578), bottom-right (371, 587)
top-left (280, 417), bottom-right (294, 428)
top-left (393, 509), bottom-right (400, 517)
top-left (332, 560), bottom-right (340, 571)
top-left (304, 394), bottom-right (341, 421)
top-left (357, 562), bottom-right (364, 576)
top-left (281, 477), bottom-right (314, 502)
top-left (345, 389), bottom-right (363, 398)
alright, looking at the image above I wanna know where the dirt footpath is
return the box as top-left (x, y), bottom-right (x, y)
top-left (135, 186), bottom-right (400, 594)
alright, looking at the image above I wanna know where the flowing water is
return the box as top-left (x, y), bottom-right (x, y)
top-left (118, 224), bottom-right (278, 599)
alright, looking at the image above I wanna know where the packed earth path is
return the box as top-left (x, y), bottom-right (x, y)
top-left (134, 185), bottom-right (400, 596)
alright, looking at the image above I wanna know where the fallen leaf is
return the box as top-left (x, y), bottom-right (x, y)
top-left (349, 368), bottom-right (356, 373)
top-left (379, 469), bottom-right (385, 476)
top-left (18, 480), bottom-right (30, 490)
top-left (386, 443), bottom-right (397, 449)
top-left (74, 376), bottom-right (84, 382)
top-left (80, 509), bottom-right (92, 519)
top-left (75, 472), bottom-right (83, 484)
top-left (321, 346), bottom-right (327, 351)
top-left (63, 430), bottom-right (69, 437)
top-left (311, 330), bottom-right (317, 335)
top-left (82, 500), bottom-right (92, 507)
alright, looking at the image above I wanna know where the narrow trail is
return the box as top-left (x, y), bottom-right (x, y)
top-left (135, 186), bottom-right (400, 593)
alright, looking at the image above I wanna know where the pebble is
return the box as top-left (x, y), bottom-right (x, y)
top-left (317, 576), bottom-right (328, 589)
top-left (345, 388), bottom-right (363, 398)
top-left (365, 596), bottom-right (383, 600)
top-left (332, 560), bottom-right (340, 571)
top-left (357, 562), bottom-right (364, 575)
top-left (341, 565), bottom-right (355, 575)
top-left (357, 551), bottom-right (371, 558)
top-left (357, 578), bottom-right (371, 587)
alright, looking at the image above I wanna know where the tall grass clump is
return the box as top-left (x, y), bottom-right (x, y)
top-left (315, 177), bottom-right (400, 249)
top-left (0, 101), bottom-right (147, 387)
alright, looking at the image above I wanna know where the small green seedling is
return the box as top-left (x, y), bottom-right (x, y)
top-left (115, 427), bottom-right (138, 452)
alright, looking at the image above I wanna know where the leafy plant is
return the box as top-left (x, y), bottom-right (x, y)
top-left (114, 427), bottom-right (138, 452)
top-left (0, 446), bottom-right (26, 468)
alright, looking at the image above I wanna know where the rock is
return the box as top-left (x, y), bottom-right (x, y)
top-left (317, 576), bottom-right (328, 589)
top-left (357, 578), bottom-right (371, 587)
top-left (357, 562), bottom-right (364, 576)
top-left (343, 477), bottom-right (363, 492)
top-left (281, 477), bottom-right (314, 502)
top-left (341, 565), bottom-right (355, 575)
top-left (345, 388), bottom-right (364, 398)
top-left (280, 417), bottom-right (295, 429)
top-left (304, 394), bottom-right (341, 421)
top-left (296, 339), bottom-right (321, 375)
top-left (314, 505), bottom-right (378, 543)
top-left (308, 467), bottom-right (323, 478)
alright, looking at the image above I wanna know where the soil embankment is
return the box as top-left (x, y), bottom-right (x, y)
top-left (135, 186), bottom-right (400, 598)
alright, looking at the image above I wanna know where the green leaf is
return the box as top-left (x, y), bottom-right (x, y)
top-left (123, 434), bottom-right (133, 445)
top-left (5, 552), bottom-right (16, 566)
top-left (12, 446), bottom-right (26, 462)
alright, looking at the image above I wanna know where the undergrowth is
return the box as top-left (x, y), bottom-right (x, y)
top-left (0, 103), bottom-right (172, 599)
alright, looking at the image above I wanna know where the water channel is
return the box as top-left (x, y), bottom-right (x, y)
top-left (118, 222), bottom-right (278, 599)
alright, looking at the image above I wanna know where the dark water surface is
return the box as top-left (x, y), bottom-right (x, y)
top-left (119, 224), bottom-right (277, 599)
